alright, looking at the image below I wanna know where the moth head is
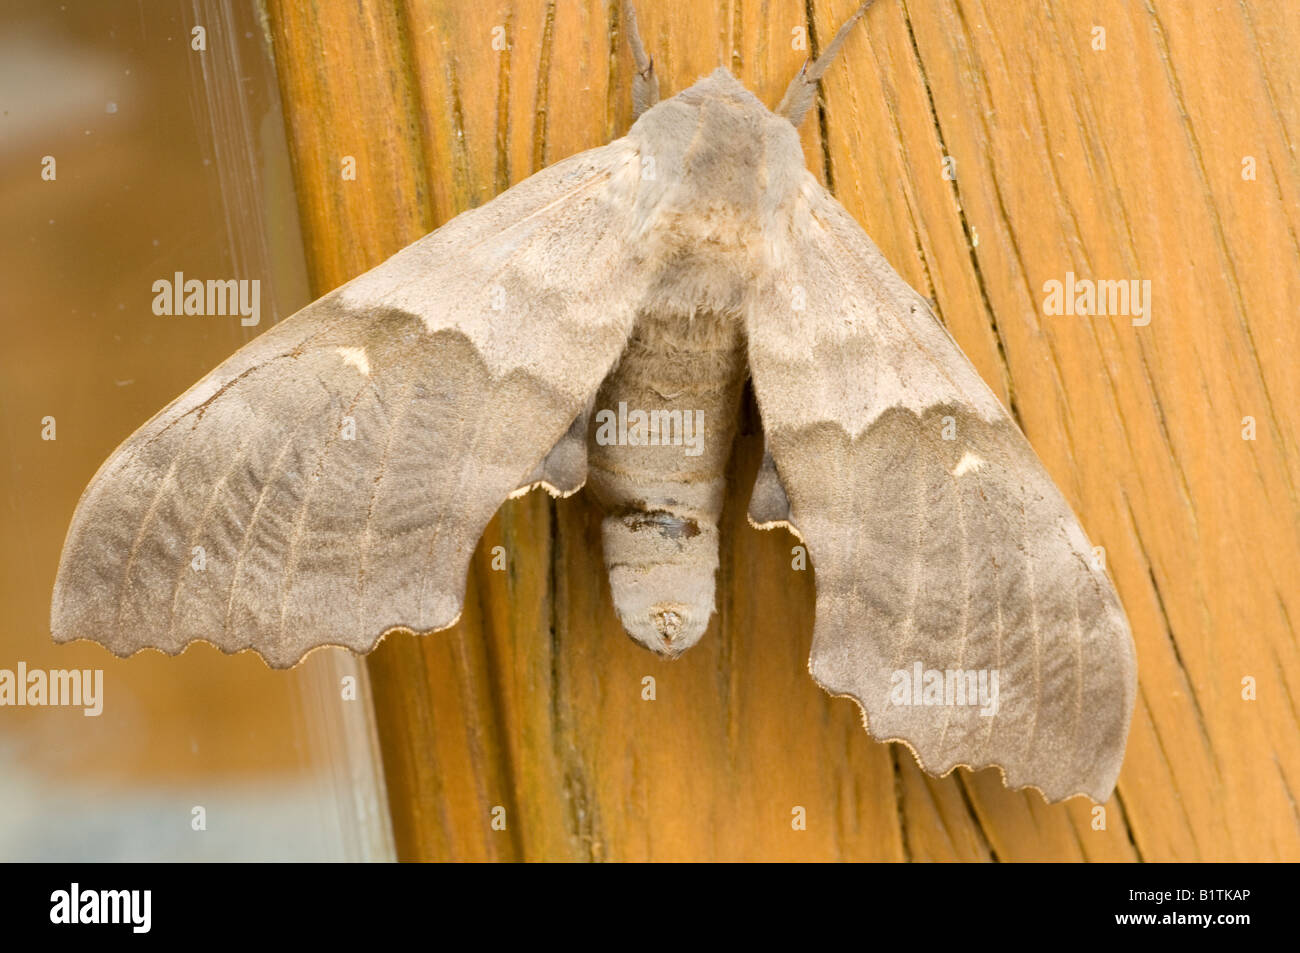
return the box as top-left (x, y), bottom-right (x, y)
top-left (627, 68), bottom-right (806, 240)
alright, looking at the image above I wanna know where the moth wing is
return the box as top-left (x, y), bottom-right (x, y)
top-left (52, 141), bottom-right (645, 668)
top-left (747, 177), bottom-right (1136, 802)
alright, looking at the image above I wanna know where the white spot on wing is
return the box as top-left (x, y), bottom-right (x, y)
top-left (952, 450), bottom-right (986, 477)
top-left (335, 346), bottom-right (370, 377)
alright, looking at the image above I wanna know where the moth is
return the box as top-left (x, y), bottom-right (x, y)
top-left (52, 0), bottom-right (1136, 803)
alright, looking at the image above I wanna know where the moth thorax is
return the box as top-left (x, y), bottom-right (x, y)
top-left (600, 510), bottom-right (718, 658)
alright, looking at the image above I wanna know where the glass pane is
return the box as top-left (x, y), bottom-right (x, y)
top-left (0, 0), bottom-right (393, 861)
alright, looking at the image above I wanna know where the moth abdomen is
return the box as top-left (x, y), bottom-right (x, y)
top-left (588, 307), bottom-right (746, 657)
top-left (600, 508), bottom-right (718, 658)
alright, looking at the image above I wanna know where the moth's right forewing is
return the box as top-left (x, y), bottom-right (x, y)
top-left (747, 177), bottom-right (1137, 803)
top-left (52, 140), bottom-right (648, 668)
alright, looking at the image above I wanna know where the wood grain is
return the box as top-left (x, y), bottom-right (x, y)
top-left (265, 0), bottom-right (1300, 861)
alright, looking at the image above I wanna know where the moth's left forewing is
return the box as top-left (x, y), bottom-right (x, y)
top-left (51, 140), bottom-right (648, 668)
top-left (747, 177), bottom-right (1137, 803)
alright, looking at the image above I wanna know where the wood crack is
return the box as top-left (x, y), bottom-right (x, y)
top-left (1122, 490), bottom-right (1221, 785)
top-left (899, 0), bottom-right (1022, 430)
top-left (802, 0), bottom-right (836, 191)
top-left (549, 502), bottom-right (602, 861)
top-left (955, 773), bottom-right (999, 861)
top-left (496, 8), bottom-right (515, 192)
top-left (890, 746), bottom-right (914, 861)
top-left (1112, 788), bottom-right (1145, 861)
top-left (532, 1), bottom-right (558, 173)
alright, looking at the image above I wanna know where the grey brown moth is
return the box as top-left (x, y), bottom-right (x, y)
top-left (51, 0), bottom-right (1136, 803)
